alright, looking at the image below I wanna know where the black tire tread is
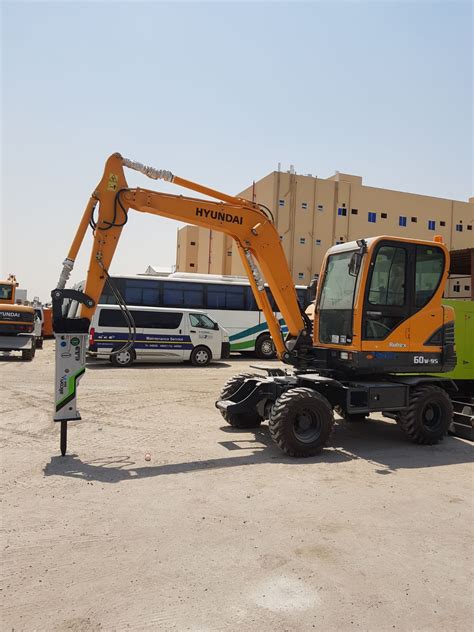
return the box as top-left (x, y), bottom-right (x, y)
top-left (396, 384), bottom-right (452, 445)
top-left (269, 387), bottom-right (334, 457)
top-left (22, 347), bottom-right (35, 362)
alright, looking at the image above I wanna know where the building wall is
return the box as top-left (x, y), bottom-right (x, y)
top-left (176, 170), bottom-right (473, 295)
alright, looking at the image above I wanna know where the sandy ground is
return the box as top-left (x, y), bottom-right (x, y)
top-left (0, 340), bottom-right (472, 631)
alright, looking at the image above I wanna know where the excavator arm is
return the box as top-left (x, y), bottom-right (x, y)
top-left (52, 153), bottom-right (310, 454)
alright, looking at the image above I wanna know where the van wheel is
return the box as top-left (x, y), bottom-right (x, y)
top-left (110, 348), bottom-right (135, 367)
top-left (190, 346), bottom-right (212, 367)
top-left (255, 333), bottom-right (276, 359)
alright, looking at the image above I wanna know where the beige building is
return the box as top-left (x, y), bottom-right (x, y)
top-left (176, 170), bottom-right (474, 297)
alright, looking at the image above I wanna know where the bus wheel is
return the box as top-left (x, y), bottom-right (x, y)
top-left (110, 348), bottom-right (135, 367)
top-left (219, 373), bottom-right (263, 428)
top-left (190, 346), bottom-right (212, 366)
top-left (255, 333), bottom-right (276, 359)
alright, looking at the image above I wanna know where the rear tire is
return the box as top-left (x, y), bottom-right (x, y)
top-left (269, 387), bottom-right (334, 457)
top-left (22, 346), bottom-right (35, 362)
top-left (110, 348), bottom-right (135, 367)
top-left (35, 338), bottom-right (43, 350)
top-left (255, 333), bottom-right (276, 359)
top-left (190, 346), bottom-right (212, 367)
top-left (396, 384), bottom-right (452, 444)
top-left (219, 373), bottom-right (262, 428)
top-left (334, 405), bottom-right (367, 423)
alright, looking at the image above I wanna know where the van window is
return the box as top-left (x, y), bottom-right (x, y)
top-left (190, 313), bottom-right (216, 329)
top-left (99, 309), bottom-right (182, 329)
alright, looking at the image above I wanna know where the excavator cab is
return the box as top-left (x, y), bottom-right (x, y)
top-left (311, 236), bottom-right (456, 375)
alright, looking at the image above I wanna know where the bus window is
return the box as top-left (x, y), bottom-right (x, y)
top-left (207, 285), bottom-right (245, 310)
top-left (163, 282), bottom-right (204, 308)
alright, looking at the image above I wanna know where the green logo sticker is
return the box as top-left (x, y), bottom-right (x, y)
top-left (70, 337), bottom-right (80, 346)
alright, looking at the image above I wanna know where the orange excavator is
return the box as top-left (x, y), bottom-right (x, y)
top-left (52, 154), bottom-right (457, 456)
top-left (0, 274), bottom-right (37, 361)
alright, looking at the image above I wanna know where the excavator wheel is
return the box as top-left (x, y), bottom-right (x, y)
top-left (269, 387), bottom-right (334, 457)
top-left (334, 405), bottom-right (367, 423)
top-left (219, 373), bottom-right (263, 429)
top-left (396, 384), bottom-right (452, 445)
top-left (22, 347), bottom-right (35, 362)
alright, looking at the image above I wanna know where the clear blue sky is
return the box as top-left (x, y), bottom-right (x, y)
top-left (2, 0), bottom-right (472, 301)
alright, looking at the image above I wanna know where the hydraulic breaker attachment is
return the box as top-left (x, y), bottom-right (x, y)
top-left (51, 288), bottom-right (95, 455)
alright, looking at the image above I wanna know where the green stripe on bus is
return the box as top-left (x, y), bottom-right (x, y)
top-left (229, 318), bottom-right (286, 342)
top-left (230, 339), bottom-right (256, 351)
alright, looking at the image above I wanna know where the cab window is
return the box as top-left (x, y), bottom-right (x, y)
top-left (368, 246), bottom-right (406, 306)
top-left (415, 246), bottom-right (444, 307)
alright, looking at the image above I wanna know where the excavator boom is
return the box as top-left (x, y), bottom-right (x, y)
top-left (52, 154), bottom-right (310, 453)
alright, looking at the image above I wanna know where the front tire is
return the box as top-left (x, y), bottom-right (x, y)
top-left (255, 333), bottom-right (276, 359)
top-left (219, 373), bottom-right (262, 428)
top-left (269, 387), bottom-right (334, 457)
top-left (396, 384), bottom-right (452, 444)
top-left (190, 346), bottom-right (212, 367)
top-left (110, 348), bottom-right (135, 367)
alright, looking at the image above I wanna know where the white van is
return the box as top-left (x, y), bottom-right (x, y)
top-left (88, 305), bottom-right (230, 367)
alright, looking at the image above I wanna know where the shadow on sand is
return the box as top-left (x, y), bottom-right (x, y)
top-left (44, 417), bottom-right (472, 484)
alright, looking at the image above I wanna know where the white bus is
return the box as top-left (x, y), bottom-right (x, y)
top-left (68, 272), bottom-right (314, 359)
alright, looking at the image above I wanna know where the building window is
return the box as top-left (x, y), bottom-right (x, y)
top-left (440, 221), bottom-right (446, 227)
top-left (368, 212), bottom-right (377, 223)
top-left (338, 207), bottom-right (347, 216)
top-left (453, 284), bottom-right (460, 293)
top-left (411, 217), bottom-right (417, 223)
top-left (381, 212), bottom-right (387, 219)
top-left (351, 208), bottom-right (358, 215)
top-left (227, 251), bottom-right (232, 256)
top-left (190, 241), bottom-right (196, 246)
top-left (317, 204), bottom-right (324, 211)
top-left (190, 263), bottom-right (195, 268)
top-left (428, 220), bottom-right (436, 230)
top-left (315, 239), bottom-right (321, 245)
top-left (300, 237), bottom-right (306, 244)
top-left (468, 225), bottom-right (472, 230)
top-left (465, 285), bottom-right (470, 291)
top-left (279, 199), bottom-right (285, 207)
top-left (456, 224), bottom-right (463, 232)
top-left (301, 202), bottom-right (308, 209)
top-left (298, 273), bottom-right (304, 280)
top-left (399, 216), bottom-right (407, 227)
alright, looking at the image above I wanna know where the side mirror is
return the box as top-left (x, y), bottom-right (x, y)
top-left (213, 322), bottom-right (219, 331)
top-left (349, 252), bottom-right (362, 277)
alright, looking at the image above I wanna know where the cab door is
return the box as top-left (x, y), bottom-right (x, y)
top-left (361, 241), bottom-right (412, 351)
top-left (188, 313), bottom-right (220, 358)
